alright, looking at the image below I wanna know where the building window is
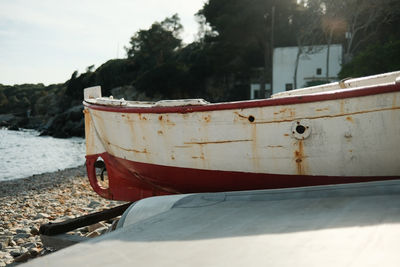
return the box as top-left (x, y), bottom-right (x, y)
top-left (316, 68), bottom-right (322, 75)
top-left (285, 83), bottom-right (293, 91)
top-left (253, 90), bottom-right (259, 99)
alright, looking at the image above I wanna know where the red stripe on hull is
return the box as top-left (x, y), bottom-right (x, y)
top-left (86, 153), bottom-right (400, 201)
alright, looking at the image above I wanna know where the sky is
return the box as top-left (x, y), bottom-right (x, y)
top-left (0, 0), bottom-right (206, 85)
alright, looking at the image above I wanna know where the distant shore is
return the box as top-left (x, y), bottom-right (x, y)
top-left (0, 166), bottom-right (125, 266)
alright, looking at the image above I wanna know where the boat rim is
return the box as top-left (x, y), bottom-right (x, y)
top-left (83, 82), bottom-right (400, 114)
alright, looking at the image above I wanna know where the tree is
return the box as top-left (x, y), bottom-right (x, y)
top-left (126, 14), bottom-right (182, 68)
top-left (317, 0), bottom-right (346, 80)
top-left (0, 91), bottom-right (8, 112)
top-left (339, 39), bottom-right (400, 78)
top-left (198, 0), bottom-right (298, 98)
top-left (123, 15), bottom-right (186, 97)
top-left (291, 1), bottom-right (324, 88)
top-left (335, 0), bottom-right (399, 63)
top-left (86, 65), bottom-right (95, 72)
top-left (65, 70), bottom-right (96, 102)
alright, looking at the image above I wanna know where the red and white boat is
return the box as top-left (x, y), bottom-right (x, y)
top-left (83, 71), bottom-right (400, 201)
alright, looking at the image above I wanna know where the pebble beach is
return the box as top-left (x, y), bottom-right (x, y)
top-left (0, 166), bottom-right (125, 266)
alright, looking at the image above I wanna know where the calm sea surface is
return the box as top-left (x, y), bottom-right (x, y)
top-left (0, 128), bottom-right (86, 181)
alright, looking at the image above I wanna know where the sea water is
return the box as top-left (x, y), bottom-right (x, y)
top-left (0, 128), bottom-right (86, 181)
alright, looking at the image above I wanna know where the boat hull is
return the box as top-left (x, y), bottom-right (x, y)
top-left (84, 78), bottom-right (400, 201)
top-left (86, 152), bottom-right (399, 201)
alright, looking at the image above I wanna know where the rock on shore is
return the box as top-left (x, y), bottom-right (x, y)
top-left (0, 166), bottom-right (125, 266)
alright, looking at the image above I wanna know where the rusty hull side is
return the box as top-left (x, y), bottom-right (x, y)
top-left (84, 86), bottom-right (400, 201)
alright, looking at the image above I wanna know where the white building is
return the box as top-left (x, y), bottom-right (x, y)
top-left (272, 44), bottom-right (343, 95)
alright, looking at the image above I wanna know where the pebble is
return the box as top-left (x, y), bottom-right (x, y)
top-left (34, 213), bottom-right (50, 220)
top-left (0, 166), bottom-right (126, 265)
top-left (16, 228), bottom-right (30, 234)
top-left (13, 233), bottom-right (30, 240)
top-left (30, 226), bottom-right (39, 236)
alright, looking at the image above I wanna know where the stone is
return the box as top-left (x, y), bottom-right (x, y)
top-left (29, 247), bottom-right (41, 257)
top-left (22, 242), bottom-right (37, 249)
top-left (21, 247), bottom-right (28, 254)
top-left (13, 233), bottom-right (30, 240)
top-left (30, 226), bottom-right (39, 236)
top-left (88, 200), bottom-right (101, 208)
top-left (34, 213), bottom-right (50, 219)
top-left (0, 165), bottom-right (124, 262)
top-left (9, 248), bottom-right (22, 257)
top-left (4, 258), bottom-right (13, 265)
top-left (0, 260), bottom-right (5, 267)
top-left (16, 238), bottom-right (25, 246)
top-left (0, 237), bottom-right (10, 249)
top-left (16, 228), bottom-right (30, 234)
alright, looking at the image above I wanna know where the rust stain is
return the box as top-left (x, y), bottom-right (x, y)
top-left (192, 155), bottom-right (205, 160)
top-left (83, 109), bottom-right (93, 152)
top-left (253, 106), bottom-right (400, 124)
top-left (315, 107), bottom-right (329, 112)
top-left (121, 114), bottom-right (126, 117)
top-left (108, 142), bottom-right (148, 154)
top-left (171, 155), bottom-right (175, 160)
top-left (346, 116), bottom-right (354, 123)
top-left (340, 100), bottom-right (345, 114)
top-left (184, 139), bottom-right (252, 145)
top-left (251, 123), bottom-right (260, 171)
top-left (273, 107), bottom-right (296, 118)
top-left (159, 114), bottom-right (175, 127)
top-left (137, 113), bottom-right (148, 120)
top-left (166, 119), bottom-right (175, 126)
top-left (157, 130), bottom-right (163, 135)
top-left (203, 115), bottom-right (211, 122)
top-left (284, 134), bottom-right (290, 137)
top-left (234, 111), bottom-right (248, 119)
top-left (174, 145), bottom-right (192, 148)
top-left (294, 140), bottom-right (306, 175)
top-left (133, 148), bottom-right (148, 154)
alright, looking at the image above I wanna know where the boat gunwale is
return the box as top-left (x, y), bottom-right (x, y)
top-left (83, 82), bottom-right (400, 114)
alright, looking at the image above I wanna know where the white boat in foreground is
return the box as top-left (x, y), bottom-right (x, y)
top-left (27, 180), bottom-right (400, 266)
top-left (83, 71), bottom-right (400, 201)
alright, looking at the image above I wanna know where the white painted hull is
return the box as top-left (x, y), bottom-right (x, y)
top-left (83, 71), bottom-right (400, 201)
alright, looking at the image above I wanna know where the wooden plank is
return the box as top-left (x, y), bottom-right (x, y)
top-left (39, 202), bottom-right (133, 236)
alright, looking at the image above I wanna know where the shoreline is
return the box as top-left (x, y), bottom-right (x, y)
top-left (0, 165), bottom-right (87, 197)
top-left (0, 166), bottom-right (126, 266)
